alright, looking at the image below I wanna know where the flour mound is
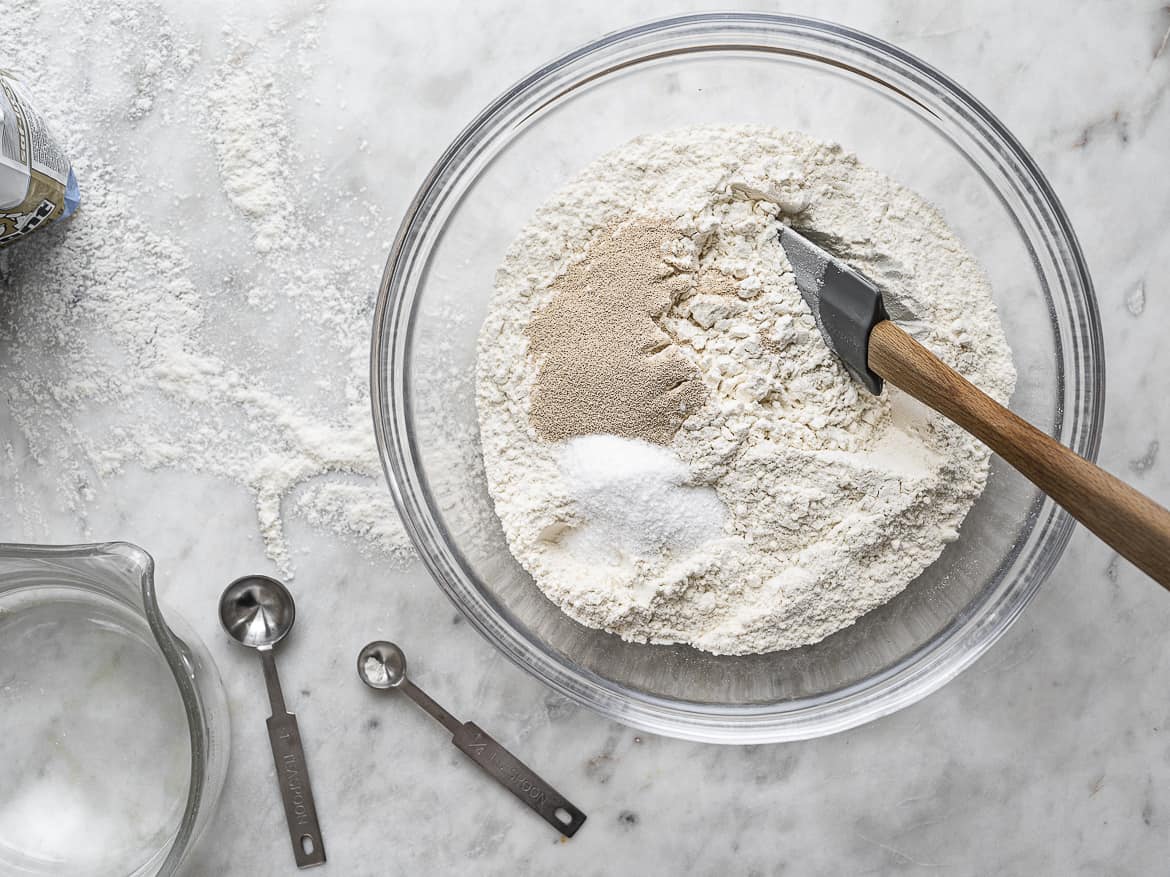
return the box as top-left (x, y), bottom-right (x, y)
top-left (476, 126), bottom-right (1015, 656)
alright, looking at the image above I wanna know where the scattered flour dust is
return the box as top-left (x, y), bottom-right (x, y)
top-left (0, 0), bottom-right (416, 575)
top-left (477, 125), bottom-right (1016, 655)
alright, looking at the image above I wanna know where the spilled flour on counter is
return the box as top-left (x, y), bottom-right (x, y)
top-left (477, 126), bottom-right (1016, 655)
top-left (0, 1), bottom-right (415, 574)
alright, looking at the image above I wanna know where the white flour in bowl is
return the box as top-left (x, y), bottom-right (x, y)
top-left (476, 125), bottom-right (1016, 655)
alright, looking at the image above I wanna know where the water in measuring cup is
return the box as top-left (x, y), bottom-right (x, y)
top-left (0, 590), bottom-right (191, 876)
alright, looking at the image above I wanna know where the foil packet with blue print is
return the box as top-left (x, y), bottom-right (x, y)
top-left (0, 69), bottom-right (79, 247)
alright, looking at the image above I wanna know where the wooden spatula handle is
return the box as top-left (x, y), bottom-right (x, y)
top-left (868, 319), bottom-right (1170, 589)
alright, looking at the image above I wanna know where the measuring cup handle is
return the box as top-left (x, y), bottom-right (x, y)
top-left (266, 713), bottom-right (327, 867)
top-left (452, 722), bottom-right (587, 837)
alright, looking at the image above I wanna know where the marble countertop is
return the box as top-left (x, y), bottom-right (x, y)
top-left (3, 0), bottom-right (1170, 874)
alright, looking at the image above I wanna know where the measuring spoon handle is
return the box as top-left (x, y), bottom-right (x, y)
top-left (266, 711), bottom-right (326, 867)
top-left (452, 722), bottom-right (586, 837)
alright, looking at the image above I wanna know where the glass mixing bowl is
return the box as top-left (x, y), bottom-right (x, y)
top-left (371, 14), bottom-right (1103, 743)
top-left (0, 542), bottom-right (230, 874)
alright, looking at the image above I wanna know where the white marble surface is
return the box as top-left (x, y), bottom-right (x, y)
top-left (2, 0), bottom-right (1170, 874)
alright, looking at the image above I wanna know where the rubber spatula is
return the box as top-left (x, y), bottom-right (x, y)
top-left (778, 224), bottom-right (1170, 590)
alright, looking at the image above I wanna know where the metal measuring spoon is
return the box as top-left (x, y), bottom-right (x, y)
top-left (219, 576), bottom-right (326, 868)
top-left (357, 640), bottom-right (586, 837)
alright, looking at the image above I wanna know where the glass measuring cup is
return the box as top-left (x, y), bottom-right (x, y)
top-left (0, 542), bottom-right (230, 875)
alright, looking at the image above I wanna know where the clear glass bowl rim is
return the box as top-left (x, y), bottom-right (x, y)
top-left (371, 12), bottom-right (1104, 743)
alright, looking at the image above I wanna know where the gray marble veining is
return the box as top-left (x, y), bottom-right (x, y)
top-left (2, 1), bottom-right (1169, 874)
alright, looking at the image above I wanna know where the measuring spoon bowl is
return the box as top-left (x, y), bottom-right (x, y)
top-left (218, 575), bottom-right (296, 649)
top-left (357, 640), bottom-right (408, 689)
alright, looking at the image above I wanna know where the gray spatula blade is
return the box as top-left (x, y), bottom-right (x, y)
top-left (778, 225), bottom-right (888, 395)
